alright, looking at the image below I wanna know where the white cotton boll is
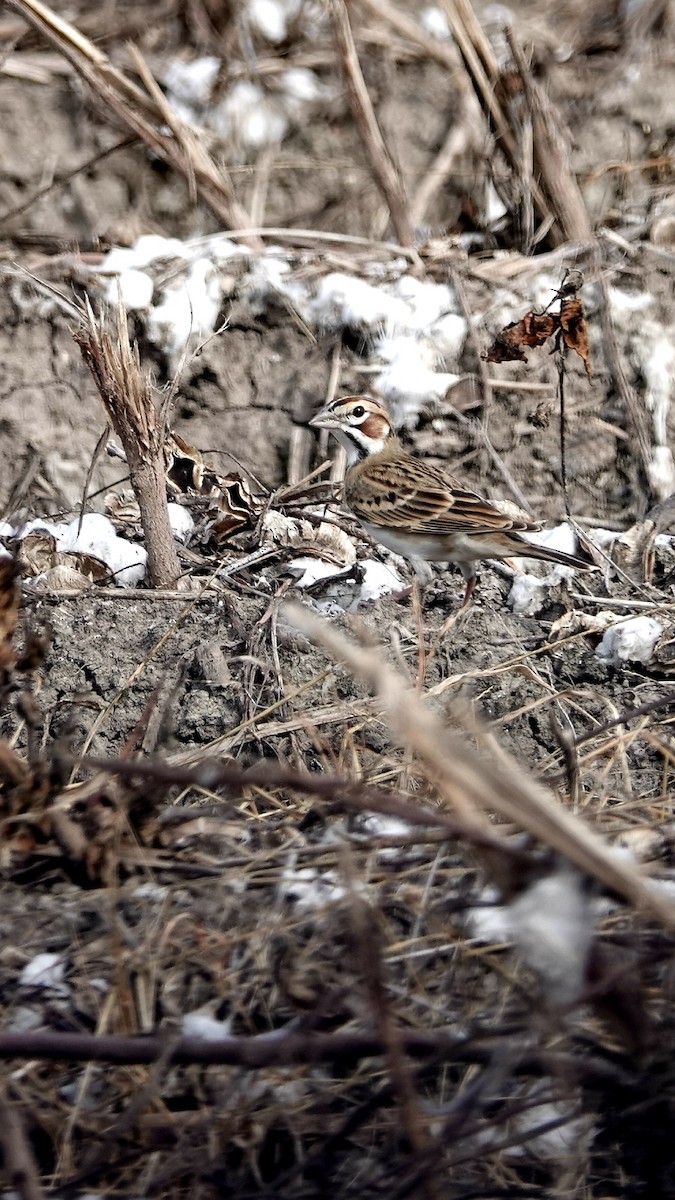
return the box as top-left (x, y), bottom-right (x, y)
top-left (358, 560), bottom-right (403, 602)
top-left (97, 245), bottom-right (136, 275)
top-left (428, 312), bottom-right (468, 363)
top-left (509, 869), bottom-right (592, 1006)
top-left (360, 814), bottom-right (411, 838)
top-left (508, 573), bottom-right (548, 616)
top-left (389, 276), bottom-right (456, 331)
top-left (529, 273), bottom-right (565, 314)
top-left (58, 515), bottom-right (147, 586)
top-left (485, 180), bottom-right (508, 224)
top-left (310, 273), bottom-right (410, 333)
top-left (374, 335), bottom-right (459, 424)
top-left (97, 237), bottom-right (185, 275)
top-left (420, 6), bottom-right (450, 37)
top-left (282, 67), bottom-right (326, 104)
top-left (510, 1101), bottom-right (590, 1163)
top-left (206, 236), bottom-right (248, 263)
top-left (521, 522), bottom-right (579, 558)
top-left (464, 886), bottom-right (514, 943)
top-left (239, 99), bottom-right (288, 149)
top-left (360, 813), bottom-right (412, 860)
top-left (58, 513), bottom-right (117, 556)
top-left (375, 333), bottom-right (437, 372)
top-left (287, 557), bottom-right (351, 588)
top-left (1, 518), bottom-right (15, 557)
top-left (163, 55), bottom-right (220, 109)
top-left (61, 514), bottom-right (142, 584)
top-left (648, 445), bottom-right (675, 499)
top-left (167, 503), bottom-right (194, 543)
top-left (279, 867), bottom-right (348, 910)
top-left (97, 235), bottom-right (191, 308)
top-left (241, 253), bottom-right (294, 313)
top-left (132, 883), bottom-right (168, 901)
top-left (596, 616), bottom-right (664, 667)
top-left (20, 952), bottom-right (67, 992)
top-left (247, 0), bottom-right (299, 43)
top-left (105, 538), bottom-right (146, 587)
top-left (210, 80), bottom-right (288, 148)
top-left (642, 329), bottom-right (675, 443)
top-left (606, 285), bottom-right (654, 333)
top-left (16, 518), bottom-right (61, 539)
top-left (589, 527), bottom-right (621, 550)
top-left (248, 0), bottom-right (287, 42)
top-left (112, 269), bottom-right (154, 311)
top-left (146, 258), bottom-right (222, 366)
top-left (130, 234), bottom-right (191, 267)
top-left (182, 1008), bottom-right (232, 1041)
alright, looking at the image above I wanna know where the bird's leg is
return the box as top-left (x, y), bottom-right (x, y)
top-left (390, 557), bottom-right (432, 603)
top-left (458, 564), bottom-right (476, 609)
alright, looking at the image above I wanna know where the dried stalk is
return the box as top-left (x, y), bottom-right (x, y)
top-left (74, 297), bottom-right (181, 588)
top-left (0, 1083), bottom-right (44, 1200)
top-left (505, 26), bottom-right (593, 245)
top-left (361, 0), bottom-right (592, 246)
top-left (330, 0), bottom-right (415, 247)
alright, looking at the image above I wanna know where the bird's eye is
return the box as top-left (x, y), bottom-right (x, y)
top-left (352, 405), bottom-right (365, 419)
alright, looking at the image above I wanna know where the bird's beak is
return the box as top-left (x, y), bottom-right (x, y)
top-left (309, 407), bottom-right (338, 430)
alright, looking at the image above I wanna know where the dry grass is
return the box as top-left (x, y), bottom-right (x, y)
top-left (1, 543), bottom-right (675, 1196)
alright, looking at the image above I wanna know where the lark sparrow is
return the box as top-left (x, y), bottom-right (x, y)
top-left (309, 395), bottom-right (592, 606)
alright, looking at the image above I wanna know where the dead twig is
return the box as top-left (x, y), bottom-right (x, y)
top-left (0, 134), bottom-right (137, 226)
top-left (0, 1082), bottom-right (44, 1200)
top-left (0, 1028), bottom-right (627, 1080)
top-left (557, 337), bottom-right (570, 516)
top-left (504, 24), bottom-right (593, 245)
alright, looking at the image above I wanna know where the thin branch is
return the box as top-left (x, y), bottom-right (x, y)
top-left (0, 135), bottom-right (137, 226)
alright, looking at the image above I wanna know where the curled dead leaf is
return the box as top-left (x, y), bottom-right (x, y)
top-left (0, 557), bottom-right (20, 680)
top-left (483, 311), bottom-right (558, 364)
top-left (165, 433), bottom-right (264, 544)
top-left (484, 275), bottom-right (592, 377)
top-left (560, 295), bottom-right (592, 380)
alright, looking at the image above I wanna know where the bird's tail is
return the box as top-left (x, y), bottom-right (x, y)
top-left (517, 538), bottom-right (595, 572)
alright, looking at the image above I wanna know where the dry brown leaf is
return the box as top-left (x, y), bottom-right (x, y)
top-left (484, 276), bottom-right (592, 376)
top-left (560, 294), bottom-right (592, 379)
top-left (166, 433), bottom-right (264, 544)
top-left (483, 310), bottom-right (558, 364)
top-left (0, 557), bottom-right (20, 679)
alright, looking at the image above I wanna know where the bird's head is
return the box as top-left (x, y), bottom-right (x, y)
top-left (309, 396), bottom-right (394, 464)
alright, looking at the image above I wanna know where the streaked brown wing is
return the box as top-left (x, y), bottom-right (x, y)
top-left (347, 454), bottom-right (533, 537)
